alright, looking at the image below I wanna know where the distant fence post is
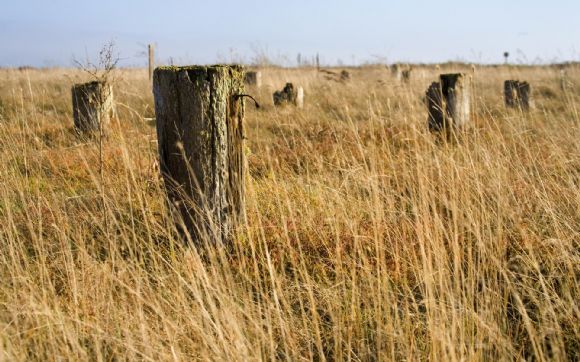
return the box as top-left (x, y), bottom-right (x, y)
top-left (244, 71), bottom-right (262, 87)
top-left (504, 80), bottom-right (518, 107)
top-left (316, 53), bottom-right (320, 72)
top-left (426, 73), bottom-right (471, 132)
top-left (402, 69), bottom-right (412, 83)
top-left (560, 69), bottom-right (567, 92)
top-left (296, 86), bottom-right (304, 108)
top-left (153, 65), bottom-right (246, 245)
top-left (340, 70), bottom-right (351, 81)
top-left (517, 82), bottom-right (532, 110)
top-left (426, 82), bottom-right (444, 132)
top-left (148, 44), bottom-right (155, 81)
top-left (391, 64), bottom-right (401, 81)
top-left (504, 80), bottom-right (532, 110)
top-left (273, 83), bottom-right (303, 108)
top-left (71, 81), bottom-right (114, 134)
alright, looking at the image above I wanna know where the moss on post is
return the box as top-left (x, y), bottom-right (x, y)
top-left (153, 65), bottom-right (246, 245)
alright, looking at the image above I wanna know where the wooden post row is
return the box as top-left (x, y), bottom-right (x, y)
top-left (152, 65), bottom-right (245, 244)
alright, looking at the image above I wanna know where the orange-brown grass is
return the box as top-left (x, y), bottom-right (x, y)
top-left (0, 64), bottom-right (578, 360)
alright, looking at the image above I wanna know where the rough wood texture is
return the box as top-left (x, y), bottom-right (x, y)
top-left (273, 83), bottom-right (301, 107)
top-left (244, 71), bottom-right (262, 87)
top-left (426, 82), bottom-right (444, 131)
top-left (440, 73), bottom-right (471, 128)
top-left (504, 80), bottom-right (532, 110)
top-left (71, 81), bottom-right (114, 134)
top-left (153, 65), bottom-right (245, 244)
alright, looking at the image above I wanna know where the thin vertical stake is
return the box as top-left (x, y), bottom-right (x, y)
top-left (148, 44), bottom-right (154, 81)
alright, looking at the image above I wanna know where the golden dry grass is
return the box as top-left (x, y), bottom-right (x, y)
top-left (0, 64), bottom-right (578, 360)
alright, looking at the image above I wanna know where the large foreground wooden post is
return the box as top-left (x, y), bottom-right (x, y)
top-left (71, 81), bottom-right (114, 134)
top-left (426, 73), bottom-right (471, 132)
top-left (153, 65), bottom-right (245, 244)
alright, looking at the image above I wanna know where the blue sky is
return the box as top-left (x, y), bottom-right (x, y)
top-left (1, 0), bottom-right (579, 67)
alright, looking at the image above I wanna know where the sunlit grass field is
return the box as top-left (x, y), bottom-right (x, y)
top-left (0, 64), bottom-right (578, 360)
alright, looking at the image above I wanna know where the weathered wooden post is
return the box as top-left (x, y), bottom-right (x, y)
top-left (426, 82), bottom-right (444, 132)
top-left (560, 69), bottom-right (568, 91)
top-left (517, 81), bottom-right (531, 110)
top-left (402, 69), bottom-right (412, 83)
top-left (273, 83), bottom-right (303, 108)
top-left (426, 73), bottom-right (471, 132)
top-left (440, 73), bottom-right (471, 127)
top-left (148, 44), bottom-right (155, 81)
top-left (391, 64), bottom-right (401, 81)
top-left (504, 80), bottom-right (532, 110)
top-left (296, 86), bottom-right (304, 108)
top-left (153, 65), bottom-right (245, 244)
top-left (504, 80), bottom-right (518, 107)
top-left (244, 71), bottom-right (262, 87)
top-left (71, 81), bottom-right (114, 134)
